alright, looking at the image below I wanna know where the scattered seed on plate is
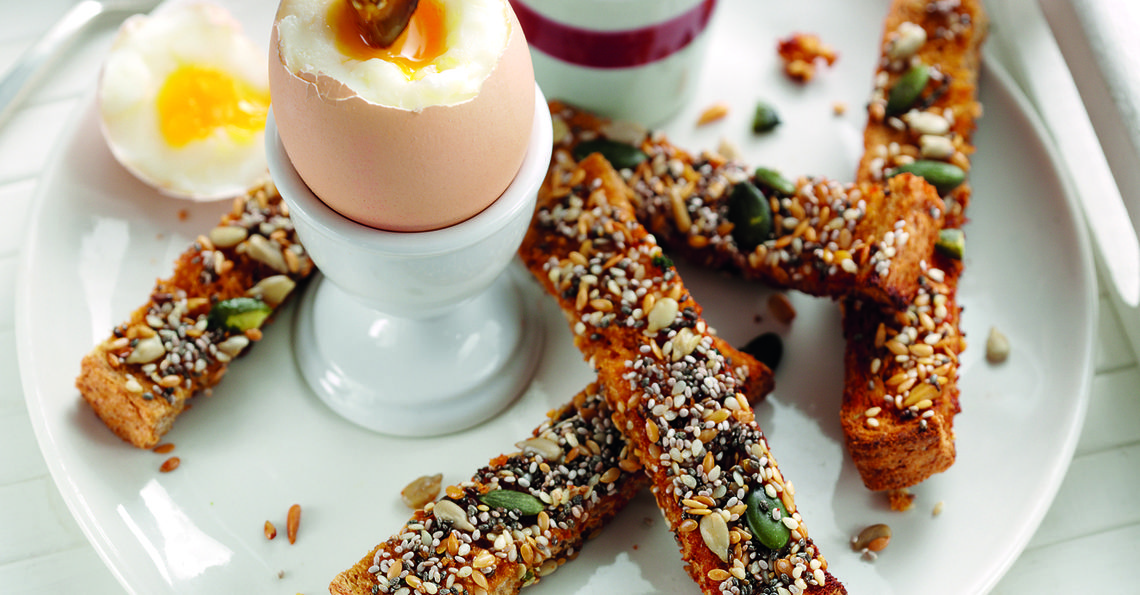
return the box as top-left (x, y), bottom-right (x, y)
top-left (717, 137), bottom-right (741, 161)
top-left (265, 520), bottom-right (277, 540)
top-left (768, 293), bottom-right (797, 324)
top-left (751, 100), bottom-right (781, 133)
top-left (159, 457), bottom-right (180, 472)
top-left (287, 504), bottom-right (301, 544)
top-left (401, 473), bottom-right (443, 509)
top-left (697, 102), bottom-right (730, 126)
top-left (742, 332), bottom-right (783, 372)
top-left (152, 443), bottom-right (175, 454)
top-left (986, 326), bottom-right (1009, 363)
top-left (851, 523), bottom-right (892, 552)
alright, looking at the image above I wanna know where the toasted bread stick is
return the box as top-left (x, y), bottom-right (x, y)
top-left (521, 154), bottom-right (845, 594)
top-left (548, 100), bottom-right (946, 312)
top-left (856, 0), bottom-right (986, 227)
top-left (332, 335), bottom-right (771, 595)
top-left (331, 384), bottom-right (647, 595)
top-left (841, 0), bottom-right (986, 492)
top-left (75, 181), bottom-right (315, 448)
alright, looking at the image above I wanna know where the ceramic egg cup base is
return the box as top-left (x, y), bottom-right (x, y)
top-left (291, 268), bottom-right (543, 437)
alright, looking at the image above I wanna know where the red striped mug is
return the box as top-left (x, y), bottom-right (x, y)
top-left (510, 0), bottom-right (718, 125)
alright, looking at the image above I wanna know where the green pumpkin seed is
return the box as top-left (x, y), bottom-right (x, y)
top-left (207, 297), bottom-right (271, 332)
top-left (727, 181), bottom-right (773, 251)
top-left (752, 101), bottom-right (781, 133)
top-left (572, 138), bottom-right (648, 170)
top-left (753, 167), bottom-right (796, 197)
top-left (890, 160), bottom-right (966, 195)
top-left (479, 490), bottom-right (545, 516)
top-left (741, 332), bottom-right (783, 371)
top-left (745, 489), bottom-right (791, 551)
top-left (935, 228), bottom-right (965, 260)
top-left (886, 63), bottom-right (930, 116)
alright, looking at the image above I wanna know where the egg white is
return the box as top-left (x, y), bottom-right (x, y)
top-left (274, 0), bottom-right (509, 110)
top-left (98, 2), bottom-right (270, 200)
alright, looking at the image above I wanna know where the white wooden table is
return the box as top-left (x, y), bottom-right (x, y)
top-left (1, 2), bottom-right (1138, 593)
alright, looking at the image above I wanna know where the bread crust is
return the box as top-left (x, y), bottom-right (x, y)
top-left (75, 182), bottom-right (315, 448)
top-left (521, 154), bottom-right (845, 594)
top-left (839, 256), bottom-right (963, 491)
top-left (548, 101), bottom-right (947, 313)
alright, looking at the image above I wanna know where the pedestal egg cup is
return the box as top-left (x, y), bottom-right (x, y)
top-left (265, 84), bottom-right (552, 437)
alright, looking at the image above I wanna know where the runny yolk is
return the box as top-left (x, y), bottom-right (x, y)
top-left (156, 65), bottom-right (271, 148)
top-left (331, 0), bottom-right (448, 79)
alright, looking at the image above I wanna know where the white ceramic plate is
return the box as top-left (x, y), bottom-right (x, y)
top-left (18, 0), bottom-right (1095, 593)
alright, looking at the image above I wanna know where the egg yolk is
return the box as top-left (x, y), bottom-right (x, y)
top-left (331, 0), bottom-right (448, 79)
top-left (155, 65), bottom-right (271, 148)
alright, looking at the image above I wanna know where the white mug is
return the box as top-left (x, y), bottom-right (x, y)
top-left (510, 0), bottom-right (717, 126)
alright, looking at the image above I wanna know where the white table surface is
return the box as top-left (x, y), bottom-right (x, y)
top-left (2, 1), bottom-right (1138, 593)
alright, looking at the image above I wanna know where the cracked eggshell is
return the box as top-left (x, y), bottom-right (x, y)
top-left (268, 3), bottom-right (534, 232)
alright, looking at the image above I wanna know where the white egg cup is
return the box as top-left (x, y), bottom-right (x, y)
top-left (265, 84), bottom-right (552, 437)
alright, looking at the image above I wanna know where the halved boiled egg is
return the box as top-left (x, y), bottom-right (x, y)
top-left (98, 2), bottom-right (271, 200)
top-left (270, 0), bottom-right (535, 231)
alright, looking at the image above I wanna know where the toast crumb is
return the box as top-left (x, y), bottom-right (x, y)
top-left (777, 33), bottom-right (838, 83)
top-left (888, 488), bottom-right (915, 512)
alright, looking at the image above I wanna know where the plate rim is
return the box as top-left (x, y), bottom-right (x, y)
top-left (15, 12), bottom-right (1098, 595)
top-left (967, 51), bottom-right (1098, 594)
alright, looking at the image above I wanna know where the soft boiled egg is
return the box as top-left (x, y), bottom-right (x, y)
top-left (270, 0), bottom-right (535, 232)
top-left (98, 2), bottom-right (271, 200)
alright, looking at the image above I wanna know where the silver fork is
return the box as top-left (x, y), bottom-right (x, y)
top-left (0, 0), bottom-right (162, 127)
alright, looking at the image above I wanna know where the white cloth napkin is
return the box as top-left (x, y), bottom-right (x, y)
top-left (1073, 0), bottom-right (1140, 159)
top-left (1062, 0), bottom-right (1140, 357)
top-left (1056, 0), bottom-right (1140, 237)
